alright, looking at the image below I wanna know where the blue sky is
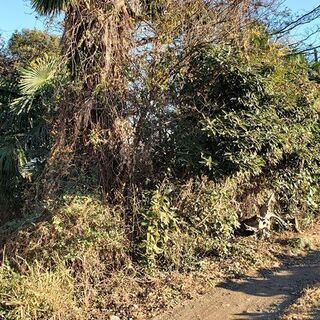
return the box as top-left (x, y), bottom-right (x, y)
top-left (286, 0), bottom-right (319, 11)
top-left (0, 0), bottom-right (319, 39)
top-left (0, 0), bottom-right (43, 38)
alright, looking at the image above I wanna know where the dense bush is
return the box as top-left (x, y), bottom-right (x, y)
top-left (0, 193), bottom-right (131, 319)
top-left (168, 45), bottom-right (318, 176)
top-left (0, 31), bottom-right (61, 222)
top-left (158, 35), bottom-right (320, 223)
top-left (138, 177), bottom-right (241, 270)
top-left (162, 177), bottom-right (241, 269)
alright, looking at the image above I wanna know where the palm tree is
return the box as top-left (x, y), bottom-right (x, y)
top-left (29, 0), bottom-right (143, 195)
top-left (31, 0), bottom-right (139, 77)
top-left (30, 0), bottom-right (163, 78)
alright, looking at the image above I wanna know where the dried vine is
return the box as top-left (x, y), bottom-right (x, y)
top-left (44, 0), bottom-right (271, 199)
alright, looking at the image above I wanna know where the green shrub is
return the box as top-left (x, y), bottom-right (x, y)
top-left (162, 35), bottom-right (320, 222)
top-left (138, 177), bottom-right (241, 271)
top-left (168, 177), bottom-right (240, 268)
top-left (139, 188), bottom-right (177, 269)
top-left (177, 45), bottom-right (318, 178)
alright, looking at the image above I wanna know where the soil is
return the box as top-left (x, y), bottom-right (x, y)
top-left (154, 227), bottom-right (320, 320)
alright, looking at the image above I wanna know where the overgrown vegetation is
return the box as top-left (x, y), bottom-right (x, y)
top-left (282, 285), bottom-right (320, 320)
top-left (0, 30), bottom-right (60, 221)
top-left (0, 0), bottom-right (319, 319)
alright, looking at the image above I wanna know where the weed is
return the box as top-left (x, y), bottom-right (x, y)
top-left (0, 262), bottom-right (81, 320)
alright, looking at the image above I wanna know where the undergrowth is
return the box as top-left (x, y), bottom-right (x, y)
top-left (0, 181), bottom-right (264, 319)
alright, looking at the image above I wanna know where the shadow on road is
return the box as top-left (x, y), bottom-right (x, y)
top-left (216, 250), bottom-right (320, 320)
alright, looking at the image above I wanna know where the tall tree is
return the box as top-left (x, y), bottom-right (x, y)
top-left (8, 29), bottom-right (59, 69)
top-left (30, 0), bottom-right (274, 198)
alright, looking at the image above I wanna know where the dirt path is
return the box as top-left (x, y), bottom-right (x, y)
top-left (154, 234), bottom-right (320, 320)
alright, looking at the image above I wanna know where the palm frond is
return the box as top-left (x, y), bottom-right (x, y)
top-left (31, 0), bottom-right (73, 15)
top-left (11, 55), bottom-right (59, 114)
top-left (27, 123), bottom-right (50, 153)
top-left (0, 145), bottom-right (27, 186)
top-left (0, 78), bottom-right (19, 105)
top-left (19, 55), bottom-right (58, 95)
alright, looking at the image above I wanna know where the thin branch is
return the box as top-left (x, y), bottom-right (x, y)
top-left (272, 5), bottom-right (320, 36)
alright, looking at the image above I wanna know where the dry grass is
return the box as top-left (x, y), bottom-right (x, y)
top-left (0, 262), bottom-right (82, 320)
top-left (280, 224), bottom-right (320, 320)
top-left (282, 285), bottom-right (320, 320)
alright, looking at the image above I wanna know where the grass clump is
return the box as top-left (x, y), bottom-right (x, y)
top-left (5, 194), bottom-right (129, 270)
top-left (286, 237), bottom-right (312, 252)
top-left (282, 285), bottom-right (320, 320)
top-left (0, 262), bottom-right (81, 320)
